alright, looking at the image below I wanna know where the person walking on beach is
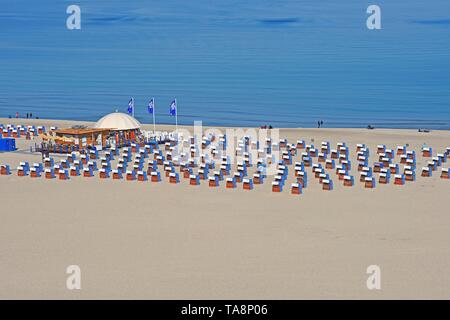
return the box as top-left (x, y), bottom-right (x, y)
top-left (318, 121), bottom-right (321, 128)
top-left (15, 112), bottom-right (19, 118)
top-left (320, 120), bottom-right (324, 127)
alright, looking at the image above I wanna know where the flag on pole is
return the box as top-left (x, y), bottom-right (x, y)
top-left (127, 98), bottom-right (134, 114)
top-left (169, 99), bottom-right (177, 116)
top-left (148, 98), bottom-right (154, 114)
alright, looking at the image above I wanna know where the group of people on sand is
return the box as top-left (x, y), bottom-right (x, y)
top-left (9, 112), bottom-right (39, 119)
top-left (317, 120), bottom-right (324, 128)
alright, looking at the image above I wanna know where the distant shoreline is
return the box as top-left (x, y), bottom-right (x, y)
top-left (1, 116), bottom-right (449, 132)
top-left (1, 117), bottom-right (450, 135)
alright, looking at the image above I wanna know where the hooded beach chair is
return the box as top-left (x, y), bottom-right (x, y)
top-left (364, 177), bottom-right (376, 189)
top-left (137, 171), bottom-right (147, 181)
top-left (385, 149), bottom-right (395, 159)
top-left (33, 163), bottom-right (43, 173)
top-left (296, 140), bottom-right (305, 149)
top-left (69, 166), bottom-right (80, 176)
top-left (0, 164), bottom-right (11, 175)
top-left (183, 167), bottom-right (193, 179)
top-left (337, 169), bottom-right (348, 181)
top-left (357, 161), bottom-right (368, 172)
top-left (406, 159), bottom-right (416, 169)
top-left (272, 181), bottom-right (282, 192)
top-left (359, 171), bottom-right (372, 182)
top-left (80, 154), bottom-right (90, 165)
top-left (303, 156), bottom-right (312, 168)
top-left (319, 173), bottom-right (330, 184)
top-left (45, 168), bottom-right (56, 179)
top-left (437, 153), bottom-right (447, 164)
top-left (341, 160), bottom-right (351, 170)
top-left (389, 164), bottom-right (399, 174)
top-left (17, 165), bottom-right (28, 177)
top-left (125, 170), bottom-right (136, 181)
top-left (253, 173), bottom-right (264, 185)
top-left (149, 171), bottom-right (160, 182)
top-left (330, 149), bottom-right (338, 159)
top-left (343, 175), bottom-right (354, 187)
top-left (226, 177), bottom-right (236, 188)
top-left (87, 161), bottom-right (98, 172)
top-left (321, 141), bottom-right (330, 154)
top-left (421, 167), bottom-right (432, 177)
top-left (422, 147), bottom-right (432, 158)
top-left (441, 168), bottom-right (449, 179)
top-left (213, 170), bottom-right (224, 181)
top-left (397, 145), bottom-right (406, 155)
top-left (89, 149), bottom-right (98, 160)
top-left (58, 169), bottom-right (69, 180)
top-left (318, 152), bottom-right (327, 163)
top-left (377, 144), bottom-right (386, 154)
top-left (242, 178), bottom-right (253, 190)
top-left (189, 174), bottom-right (200, 185)
top-left (400, 155), bottom-right (408, 164)
top-left (291, 183), bottom-right (302, 195)
top-left (209, 176), bottom-right (219, 187)
top-left (198, 168), bottom-right (208, 180)
top-left (220, 164), bottom-right (230, 176)
top-left (296, 172), bottom-right (308, 188)
top-left (169, 172), bottom-right (179, 184)
top-left (325, 159), bottom-right (335, 170)
top-left (111, 169), bottom-right (123, 180)
top-left (404, 170), bottom-right (415, 182)
top-left (338, 146), bottom-right (348, 157)
top-left (99, 168), bottom-right (110, 179)
top-left (356, 143), bottom-right (366, 152)
top-left (60, 159), bottom-right (69, 169)
top-left (432, 156), bottom-right (442, 168)
top-left (308, 148), bottom-right (318, 158)
top-left (314, 167), bottom-right (325, 179)
top-left (44, 157), bottom-right (54, 168)
top-left (83, 167), bottom-right (94, 177)
top-left (322, 179), bottom-right (333, 191)
top-left (233, 171), bottom-right (243, 183)
top-left (30, 167), bottom-right (41, 178)
top-left (427, 161), bottom-right (437, 172)
top-left (394, 174), bottom-right (405, 185)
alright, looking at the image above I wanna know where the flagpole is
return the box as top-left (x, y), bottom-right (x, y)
top-left (175, 98), bottom-right (178, 133)
top-left (152, 98), bottom-right (156, 134)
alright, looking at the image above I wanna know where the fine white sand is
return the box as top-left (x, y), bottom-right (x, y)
top-left (0, 118), bottom-right (449, 299)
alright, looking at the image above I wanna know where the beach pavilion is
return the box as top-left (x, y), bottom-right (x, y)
top-left (50, 128), bottom-right (111, 148)
top-left (94, 112), bottom-right (142, 146)
top-left (45, 112), bottom-right (141, 150)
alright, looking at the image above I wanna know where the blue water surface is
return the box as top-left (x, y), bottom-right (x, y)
top-left (0, 0), bottom-right (449, 129)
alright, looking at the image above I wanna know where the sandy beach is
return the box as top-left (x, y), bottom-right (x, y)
top-left (0, 117), bottom-right (449, 299)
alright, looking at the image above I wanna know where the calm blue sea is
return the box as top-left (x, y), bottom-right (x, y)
top-left (0, 0), bottom-right (449, 129)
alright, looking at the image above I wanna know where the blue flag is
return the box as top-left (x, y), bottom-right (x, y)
top-left (169, 99), bottom-right (177, 116)
top-left (127, 98), bottom-right (134, 114)
top-left (148, 98), bottom-right (154, 114)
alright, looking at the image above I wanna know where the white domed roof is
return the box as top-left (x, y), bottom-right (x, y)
top-left (94, 112), bottom-right (141, 130)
